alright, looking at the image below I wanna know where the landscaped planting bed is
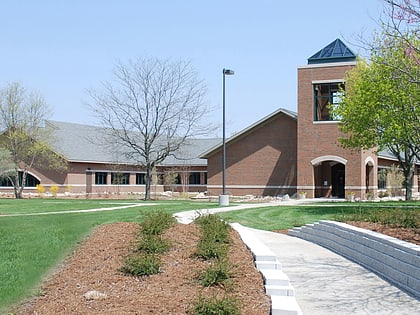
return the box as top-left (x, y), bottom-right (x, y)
top-left (14, 219), bottom-right (270, 314)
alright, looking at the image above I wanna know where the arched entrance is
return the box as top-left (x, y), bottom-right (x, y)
top-left (332, 163), bottom-right (345, 198)
top-left (365, 157), bottom-right (375, 198)
top-left (311, 155), bottom-right (347, 198)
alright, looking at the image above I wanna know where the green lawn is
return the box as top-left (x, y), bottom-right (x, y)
top-left (217, 201), bottom-right (420, 230)
top-left (0, 199), bottom-right (218, 311)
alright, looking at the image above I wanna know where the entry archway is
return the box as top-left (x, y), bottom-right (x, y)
top-left (365, 157), bottom-right (375, 197)
top-left (311, 155), bottom-right (347, 198)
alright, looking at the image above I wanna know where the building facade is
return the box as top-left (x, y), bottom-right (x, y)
top-left (0, 120), bottom-right (217, 197)
top-left (2, 39), bottom-right (418, 199)
top-left (202, 108), bottom-right (297, 197)
top-left (204, 39), bottom-right (418, 199)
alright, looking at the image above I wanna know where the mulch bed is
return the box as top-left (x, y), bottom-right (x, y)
top-left (14, 222), bottom-right (271, 314)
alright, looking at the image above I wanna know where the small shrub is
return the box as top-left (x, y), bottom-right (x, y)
top-left (137, 234), bottom-right (171, 254)
top-left (195, 214), bottom-right (230, 244)
top-left (194, 214), bottom-right (231, 261)
top-left (120, 253), bottom-right (161, 276)
top-left (195, 238), bottom-right (228, 261)
top-left (141, 210), bottom-right (176, 235)
top-left (196, 261), bottom-right (231, 287)
top-left (337, 206), bottom-right (419, 230)
top-left (50, 185), bottom-right (59, 197)
top-left (378, 190), bottom-right (389, 198)
top-left (36, 184), bottom-right (46, 195)
top-left (190, 294), bottom-right (240, 315)
top-left (400, 209), bottom-right (419, 229)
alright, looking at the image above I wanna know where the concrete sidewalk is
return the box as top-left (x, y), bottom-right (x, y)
top-left (248, 227), bottom-right (420, 315)
top-left (174, 202), bottom-right (420, 314)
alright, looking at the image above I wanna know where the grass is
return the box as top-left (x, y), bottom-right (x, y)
top-left (0, 199), bottom-right (218, 312)
top-left (216, 201), bottom-right (420, 231)
top-left (0, 199), bottom-right (219, 215)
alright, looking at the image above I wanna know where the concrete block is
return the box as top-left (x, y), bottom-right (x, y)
top-left (271, 295), bottom-right (303, 315)
top-left (260, 269), bottom-right (290, 286)
top-left (231, 223), bottom-right (277, 262)
top-left (256, 260), bottom-right (282, 270)
top-left (265, 284), bottom-right (295, 296)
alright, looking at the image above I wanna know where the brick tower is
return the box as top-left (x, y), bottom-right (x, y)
top-left (297, 39), bottom-right (377, 199)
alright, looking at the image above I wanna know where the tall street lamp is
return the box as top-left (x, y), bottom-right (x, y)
top-left (219, 68), bottom-right (234, 206)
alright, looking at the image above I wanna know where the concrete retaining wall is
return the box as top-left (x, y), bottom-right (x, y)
top-left (288, 220), bottom-right (420, 299)
top-left (231, 223), bottom-right (303, 315)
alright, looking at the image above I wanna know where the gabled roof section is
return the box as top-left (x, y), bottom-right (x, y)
top-left (200, 108), bottom-right (297, 159)
top-left (308, 39), bottom-right (356, 64)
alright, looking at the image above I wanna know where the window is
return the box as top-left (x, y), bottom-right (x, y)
top-left (111, 172), bottom-right (130, 185)
top-left (95, 172), bottom-right (107, 185)
top-left (136, 173), bottom-right (146, 185)
top-left (0, 172), bottom-right (40, 187)
top-left (378, 168), bottom-right (387, 190)
top-left (189, 172), bottom-right (201, 185)
top-left (314, 82), bottom-right (344, 121)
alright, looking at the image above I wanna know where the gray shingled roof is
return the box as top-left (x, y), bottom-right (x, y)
top-left (46, 120), bottom-right (219, 166)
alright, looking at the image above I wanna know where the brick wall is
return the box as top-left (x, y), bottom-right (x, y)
top-left (206, 111), bottom-right (297, 197)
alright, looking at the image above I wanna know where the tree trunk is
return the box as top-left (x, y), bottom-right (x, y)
top-left (144, 163), bottom-right (153, 200)
top-left (145, 171), bottom-right (151, 200)
top-left (403, 164), bottom-right (414, 201)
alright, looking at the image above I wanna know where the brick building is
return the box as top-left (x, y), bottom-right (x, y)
top-left (2, 39), bottom-right (418, 199)
top-left (204, 39), bottom-right (419, 199)
top-left (0, 120), bottom-right (218, 196)
top-left (202, 108), bottom-right (297, 197)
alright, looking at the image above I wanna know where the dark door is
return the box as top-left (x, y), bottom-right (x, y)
top-left (332, 163), bottom-right (345, 198)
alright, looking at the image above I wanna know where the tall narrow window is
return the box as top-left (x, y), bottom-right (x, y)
top-left (136, 173), bottom-right (146, 185)
top-left (378, 168), bottom-right (387, 190)
top-left (95, 172), bottom-right (107, 185)
top-left (314, 82), bottom-right (344, 121)
top-left (189, 172), bottom-right (201, 185)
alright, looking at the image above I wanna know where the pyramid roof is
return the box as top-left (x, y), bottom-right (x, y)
top-left (308, 38), bottom-right (356, 64)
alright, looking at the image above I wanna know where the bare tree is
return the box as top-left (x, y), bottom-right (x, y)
top-left (383, 0), bottom-right (419, 31)
top-left (88, 58), bottom-right (211, 200)
top-left (0, 82), bottom-right (65, 198)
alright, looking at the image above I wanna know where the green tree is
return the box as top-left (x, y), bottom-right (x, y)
top-left (332, 33), bottom-right (420, 200)
top-left (0, 148), bottom-right (15, 180)
top-left (0, 82), bottom-right (66, 198)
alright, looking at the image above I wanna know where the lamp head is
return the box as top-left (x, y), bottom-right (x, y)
top-left (223, 69), bottom-right (235, 75)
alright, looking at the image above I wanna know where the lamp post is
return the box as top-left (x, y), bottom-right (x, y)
top-left (219, 68), bottom-right (234, 206)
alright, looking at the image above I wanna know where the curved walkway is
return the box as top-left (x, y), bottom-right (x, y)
top-left (174, 202), bottom-right (420, 315)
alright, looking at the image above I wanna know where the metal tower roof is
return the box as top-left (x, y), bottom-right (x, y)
top-left (308, 39), bottom-right (356, 64)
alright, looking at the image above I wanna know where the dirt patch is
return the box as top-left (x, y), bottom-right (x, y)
top-left (275, 222), bottom-right (419, 245)
top-left (14, 222), bottom-right (270, 314)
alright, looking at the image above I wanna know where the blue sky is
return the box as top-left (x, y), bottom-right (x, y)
top-left (1, 0), bottom-right (383, 136)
